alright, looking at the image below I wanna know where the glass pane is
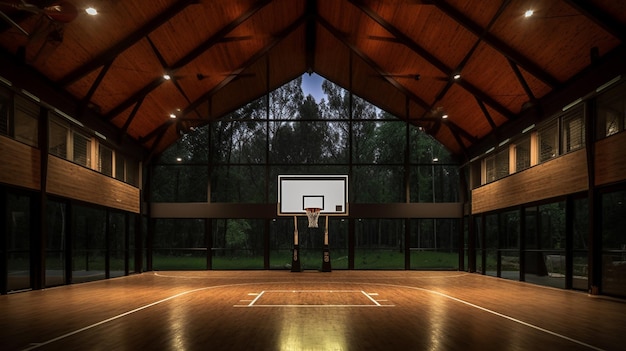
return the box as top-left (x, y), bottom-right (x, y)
top-left (0, 87), bottom-right (9, 135)
top-left (7, 193), bottom-right (31, 292)
top-left (212, 219), bottom-right (264, 269)
top-left (46, 200), bottom-right (66, 287)
top-left (601, 190), bottom-right (626, 297)
top-left (515, 137), bottom-right (530, 172)
top-left (13, 95), bottom-right (38, 147)
top-left (352, 94), bottom-right (389, 120)
top-left (73, 206), bottom-right (106, 283)
top-left (572, 198), bottom-right (588, 291)
top-left (211, 120), bottom-right (266, 164)
top-left (109, 212), bottom-right (126, 278)
top-left (210, 165), bottom-right (266, 203)
top-left (151, 165), bottom-right (208, 202)
top-left (485, 214), bottom-right (498, 277)
top-left (153, 219), bottom-right (206, 270)
top-left (562, 106), bottom-right (585, 153)
top-left (474, 216), bottom-right (483, 273)
top-left (128, 215), bottom-right (136, 273)
top-left (495, 149), bottom-right (509, 179)
top-left (355, 219), bottom-right (404, 269)
top-left (115, 153), bottom-right (125, 181)
top-left (73, 131), bottom-right (91, 167)
top-left (49, 118), bottom-right (68, 159)
top-left (269, 121), bottom-right (348, 164)
top-left (353, 166), bottom-right (404, 203)
top-left (126, 159), bottom-right (139, 187)
top-left (538, 120), bottom-right (559, 162)
top-left (98, 144), bottom-right (113, 177)
top-left (410, 219), bottom-right (459, 269)
top-left (596, 82), bottom-right (625, 139)
top-left (352, 121), bottom-right (405, 164)
top-left (270, 217), bottom-right (347, 270)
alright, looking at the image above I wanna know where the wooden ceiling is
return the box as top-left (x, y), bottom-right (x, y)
top-left (0, 0), bottom-right (625, 161)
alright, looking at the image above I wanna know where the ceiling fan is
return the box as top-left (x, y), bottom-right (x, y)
top-left (377, 73), bottom-right (450, 82)
top-left (0, 0), bottom-right (78, 36)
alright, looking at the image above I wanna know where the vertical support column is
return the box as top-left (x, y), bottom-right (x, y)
top-left (584, 99), bottom-right (600, 295)
top-left (322, 215), bottom-right (331, 272)
top-left (291, 216), bottom-right (301, 272)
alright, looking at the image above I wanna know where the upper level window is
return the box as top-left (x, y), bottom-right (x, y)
top-left (49, 117), bottom-right (69, 159)
top-left (514, 136), bottom-right (531, 172)
top-left (98, 144), bottom-right (113, 176)
top-left (72, 130), bottom-right (91, 167)
top-left (0, 88), bottom-right (9, 136)
top-left (596, 82), bottom-right (625, 139)
top-left (562, 106), bottom-right (585, 153)
top-left (13, 95), bottom-right (39, 147)
top-left (538, 120), bottom-right (559, 163)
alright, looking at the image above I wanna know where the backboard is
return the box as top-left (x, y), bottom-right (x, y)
top-left (277, 175), bottom-right (348, 216)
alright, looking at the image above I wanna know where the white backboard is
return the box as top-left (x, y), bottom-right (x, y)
top-left (277, 175), bottom-right (348, 216)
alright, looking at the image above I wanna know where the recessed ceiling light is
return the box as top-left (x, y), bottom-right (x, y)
top-left (85, 7), bottom-right (97, 15)
top-left (176, 157), bottom-right (182, 162)
top-left (169, 113), bottom-right (177, 119)
top-left (163, 74), bottom-right (171, 80)
top-left (524, 9), bottom-right (534, 17)
top-left (453, 74), bottom-right (461, 80)
top-left (442, 114), bottom-right (449, 119)
top-left (433, 157), bottom-right (439, 162)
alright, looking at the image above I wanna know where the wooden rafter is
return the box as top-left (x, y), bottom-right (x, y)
top-left (348, 0), bottom-right (515, 120)
top-left (58, 0), bottom-right (197, 86)
top-left (430, 0), bottom-right (560, 88)
top-left (104, 0), bottom-right (272, 121)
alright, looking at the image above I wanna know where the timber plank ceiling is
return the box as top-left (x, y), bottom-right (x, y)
top-left (0, 0), bottom-right (625, 161)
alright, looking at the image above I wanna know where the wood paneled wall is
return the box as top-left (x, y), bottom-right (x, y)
top-left (595, 133), bottom-right (626, 186)
top-left (1, 136), bottom-right (139, 213)
top-left (0, 136), bottom-right (40, 190)
top-left (472, 149), bottom-right (588, 214)
top-left (47, 156), bottom-right (140, 213)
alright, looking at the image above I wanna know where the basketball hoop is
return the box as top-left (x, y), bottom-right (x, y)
top-left (305, 208), bottom-right (321, 228)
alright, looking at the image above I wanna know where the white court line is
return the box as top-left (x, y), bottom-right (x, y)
top-left (361, 290), bottom-right (381, 306)
top-left (24, 275), bottom-right (606, 351)
top-left (248, 290), bottom-right (265, 306)
top-left (233, 304), bottom-right (395, 308)
top-left (375, 282), bottom-right (606, 351)
top-left (22, 286), bottom-right (213, 351)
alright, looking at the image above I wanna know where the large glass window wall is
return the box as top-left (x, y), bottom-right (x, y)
top-left (601, 190), bottom-right (626, 298)
top-left (149, 75), bottom-right (461, 271)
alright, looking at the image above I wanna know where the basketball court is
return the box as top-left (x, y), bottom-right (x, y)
top-left (1, 270), bottom-right (624, 350)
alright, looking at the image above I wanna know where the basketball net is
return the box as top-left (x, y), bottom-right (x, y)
top-left (305, 208), bottom-right (321, 228)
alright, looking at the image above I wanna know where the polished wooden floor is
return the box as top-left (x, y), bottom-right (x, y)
top-left (1, 271), bottom-right (625, 351)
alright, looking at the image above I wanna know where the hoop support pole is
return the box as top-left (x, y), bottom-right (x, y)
top-left (291, 215), bottom-right (301, 272)
top-left (322, 215), bottom-right (331, 272)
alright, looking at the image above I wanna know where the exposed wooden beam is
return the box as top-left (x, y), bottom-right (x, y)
top-left (475, 97), bottom-right (497, 131)
top-left (183, 13), bottom-right (308, 117)
top-left (58, 0), bottom-right (197, 86)
top-left (317, 15), bottom-right (431, 111)
top-left (78, 60), bottom-right (113, 115)
top-left (507, 58), bottom-right (536, 103)
top-left (349, 0), bottom-right (515, 120)
top-left (121, 96), bottom-right (145, 136)
top-left (305, 0), bottom-right (317, 73)
top-left (429, 0), bottom-right (560, 88)
top-left (564, 0), bottom-right (626, 43)
top-left (104, 0), bottom-right (272, 121)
